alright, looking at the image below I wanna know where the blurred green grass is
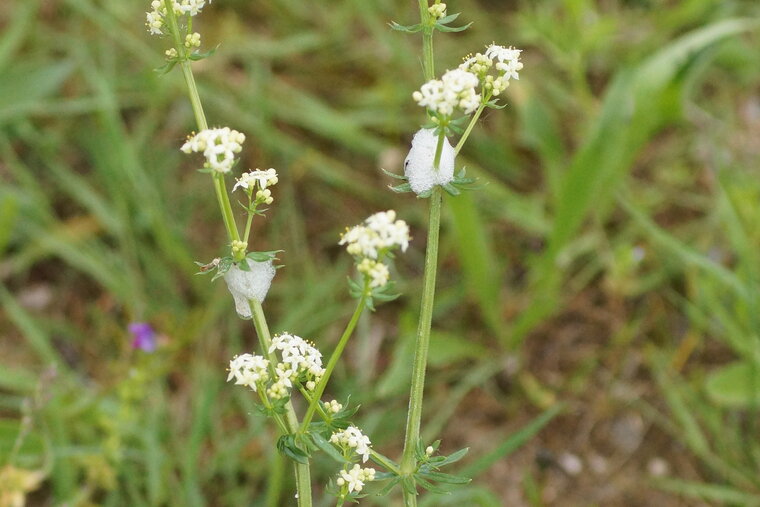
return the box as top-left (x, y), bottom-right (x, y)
top-left (2, 0), bottom-right (760, 505)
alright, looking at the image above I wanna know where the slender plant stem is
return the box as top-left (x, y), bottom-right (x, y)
top-left (162, 3), bottom-right (310, 503)
top-left (179, 61), bottom-right (208, 131)
top-left (250, 300), bottom-right (313, 507)
top-left (214, 173), bottom-right (240, 243)
top-left (433, 130), bottom-right (444, 169)
top-left (400, 3), bottom-right (440, 506)
top-left (417, 1), bottom-right (434, 80)
top-left (454, 99), bottom-right (488, 156)
top-left (243, 197), bottom-right (255, 245)
top-left (400, 187), bottom-right (442, 481)
top-left (257, 389), bottom-right (289, 434)
top-left (162, 0), bottom-right (240, 243)
top-left (300, 294), bottom-right (367, 432)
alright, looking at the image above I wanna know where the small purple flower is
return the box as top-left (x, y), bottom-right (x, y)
top-left (128, 322), bottom-right (157, 352)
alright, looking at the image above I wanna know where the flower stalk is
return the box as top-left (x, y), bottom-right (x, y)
top-left (399, 187), bottom-right (442, 504)
top-left (418, 0), bottom-right (435, 80)
top-left (250, 300), bottom-right (313, 507)
top-left (300, 291), bottom-right (368, 433)
top-left (400, 3), bottom-right (441, 504)
top-left (433, 129), bottom-right (445, 169)
top-left (455, 98), bottom-right (489, 156)
top-left (161, 3), bottom-right (311, 504)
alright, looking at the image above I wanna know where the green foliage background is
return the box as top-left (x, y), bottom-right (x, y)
top-left (2, 0), bottom-right (760, 505)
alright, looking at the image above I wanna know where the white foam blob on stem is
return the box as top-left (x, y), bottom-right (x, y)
top-left (403, 128), bottom-right (455, 195)
top-left (224, 259), bottom-right (276, 319)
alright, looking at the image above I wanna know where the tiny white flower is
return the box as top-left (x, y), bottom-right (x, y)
top-left (337, 465), bottom-right (376, 493)
top-left (326, 400), bottom-right (343, 414)
top-left (330, 426), bottom-right (372, 462)
top-left (256, 189), bottom-right (273, 205)
top-left (185, 32), bottom-right (201, 48)
top-left (357, 258), bottom-right (390, 288)
top-left (269, 333), bottom-right (326, 385)
top-left (181, 127), bottom-right (245, 174)
top-left (267, 378), bottom-right (290, 399)
top-left (485, 44), bottom-right (523, 81)
top-left (227, 353), bottom-right (269, 391)
top-left (146, 10), bottom-right (164, 35)
top-left (339, 211), bottom-right (410, 260)
top-left (233, 168), bottom-right (279, 192)
top-left (413, 68), bottom-right (481, 116)
top-left (428, 2), bottom-right (447, 19)
top-left (485, 44), bottom-right (522, 64)
top-left (459, 52), bottom-right (492, 77)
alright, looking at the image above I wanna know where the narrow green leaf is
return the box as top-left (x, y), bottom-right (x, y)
top-left (418, 471), bottom-right (471, 484)
top-left (310, 432), bottom-right (346, 464)
top-left (435, 22), bottom-right (473, 33)
top-left (389, 21), bottom-right (423, 33)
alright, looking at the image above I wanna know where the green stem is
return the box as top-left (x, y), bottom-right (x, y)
top-left (400, 187), bottom-right (442, 504)
top-left (433, 129), bottom-right (444, 170)
top-left (243, 196), bottom-right (255, 245)
top-left (214, 173), bottom-right (240, 243)
top-left (257, 388), bottom-right (289, 435)
top-left (418, 0), bottom-right (434, 81)
top-left (250, 300), bottom-right (313, 507)
top-left (163, 0), bottom-right (240, 243)
top-left (400, 4), bottom-right (439, 506)
top-left (179, 61), bottom-right (208, 131)
top-left (300, 294), bottom-right (367, 432)
top-left (163, 2), bottom-right (306, 503)
top-left (454, 99), bottom-right (488, 156)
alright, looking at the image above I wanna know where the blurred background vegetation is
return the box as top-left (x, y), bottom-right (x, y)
top-left (2, 0), bottom-right (760, 505)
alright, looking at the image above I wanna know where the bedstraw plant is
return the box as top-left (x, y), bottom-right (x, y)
top-left (144, 0), bottom-right (522, 504)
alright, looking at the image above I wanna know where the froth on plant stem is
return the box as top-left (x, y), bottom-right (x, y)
top-left (223, 259), bottom-right (276, 319)
top-left (404, 128), bottom-right (455, 195)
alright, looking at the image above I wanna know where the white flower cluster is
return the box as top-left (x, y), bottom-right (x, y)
top-left (357, 258), bottom-right (390, 289)
top-left (234, 168), bottom-right (278, 192)
top-left (336, 464), bottom-right (376, 493)
top-left (233, 168), bottom-right (279, 204)
top-left (181, 127), bottom-right (245, 174)
top-left (227, 334), bottom-right (325, 400)
top-left (145, 0), bottom-right (210, 36)
top-left (459, 52), bottom-right (492, 79)
top-left (339, 211), bottom-right (410, 289)
top-left (459, 44), bottom-right (523, 97)
top-left (185, 32), bottom-right (201, 48)
top-left (227, 353), bottom-right (269, 391)
top-left (330, 426), bottom-right (372, 462)
top-left (413, 68), bottom-right (481, 116)
top-left (485, 44), bottom-right (523, 80)
top-left (428, 2), bottom-right (447, 19)
top-left (269, 333), bottom-right (325, 393)
top-left (340, 211), bottom-right (410, 260)
top-left (325, 400), bottom-right (343, 414)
